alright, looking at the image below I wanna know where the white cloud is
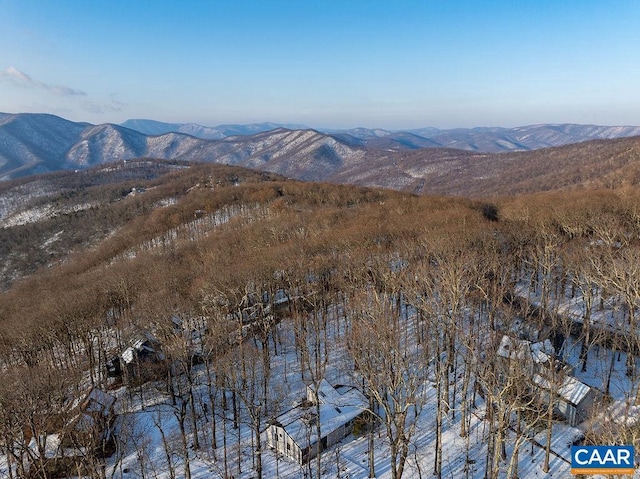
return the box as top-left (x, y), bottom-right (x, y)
top-left (0, 66), bottom-right (86, 97)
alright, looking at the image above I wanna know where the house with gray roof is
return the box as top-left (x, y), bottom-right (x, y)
top-left (533, 374), bottom-right (601, 426)
top-left (268, 379), bottom-right (367, 464)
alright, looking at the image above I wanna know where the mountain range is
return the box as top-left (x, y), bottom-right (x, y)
top-left (120, 119), bottom-right (308, 140)
top-left (0, 113), bottom-right (365, 182)
top-left (124, 117), bottom-right (640, 152)
top-left (3, 112), bottom-right (640, 197)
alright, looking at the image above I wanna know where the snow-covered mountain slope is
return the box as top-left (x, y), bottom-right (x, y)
top-left (121, 119), bottom-right (226, 140)
top-left (4, 113), bottom-right (640, 196)
top-left (145, 132), bottom-right (205, 158)
top-left (412, 124), bottom-right (640, 152)
top-left (333, 124), bottom-right (640, 152)
top-left (336, 124), bottom-right (640, 153)
top-left (122, 119), bottom-right (640, 153)
top-left (0, 114), bottom-right (364, 180)
top-left (66, 124), bottom-right (149, 167)
top-left (0, 113), bottom-right (89, 179)
top-left (364, 131), bottom-right (442, 149)
top-left (186, 128), bottom-right (366, 181)
top-left (332, 135), bottom-right (640, 197)
top-left (506, 124), bottom-right (640, 149)
top-left (0, 114), bottom-right (366, 182)
top-left (121, 119), bottom-right (308, 140)
top-left (323, 127), bottom-right (394, 140)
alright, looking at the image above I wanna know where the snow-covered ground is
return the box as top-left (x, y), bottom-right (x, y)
top-left (105, 316), bottom-right (621, 479)
top-left (3, 281), bottom-right (640, 478)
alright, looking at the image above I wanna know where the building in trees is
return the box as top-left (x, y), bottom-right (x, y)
top-left (496, 334), bottom-right (556, 380)
top-left (533, 374), bottom-right (602, 426)
top-left (119, 330), bottom-right (165, 382)
top-left (26, 387), bottom-right (117, 477)
top-left (267, 380), bottom-right (367, 464)
top-left (496, 334), bottom-right (602, 426)
top-left (170, 315), bottom-right (209, 360)
top-left (64, 387), bottom-right (117, 450)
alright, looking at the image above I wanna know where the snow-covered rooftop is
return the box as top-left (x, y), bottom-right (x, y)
top-left (275, 381), bottom-right (367, 450)
top-left (121, 331), bottom-right (160, 364)
top-left (83, 387), bottom-right (116, 416)
top-left (497, 334), bottom-right (554, 364)
top-left (308, 378), bottom-right (342, 405)
top-left (533, 374), bottom-right (594, 406)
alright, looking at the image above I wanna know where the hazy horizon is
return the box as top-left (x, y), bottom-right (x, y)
top-left (2, 1), bottom-right (640, 129)
top-left (6, 110), bottom-right (640, 132)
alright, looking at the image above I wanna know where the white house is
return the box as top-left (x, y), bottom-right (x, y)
top-left (268, 380), bottom-right (367, 464)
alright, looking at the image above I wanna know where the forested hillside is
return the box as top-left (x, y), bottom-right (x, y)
top-left (2, 162), bottom-right (640, 478)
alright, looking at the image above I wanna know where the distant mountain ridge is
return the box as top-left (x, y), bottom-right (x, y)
top-left (3, 112), bottom-right (640, 197)
top-left (120, 119), bottom-right (309, 140)
top-left (123, 118), bottom-right (640, 153)
top-left (324, 124), bottom-right (640, 152)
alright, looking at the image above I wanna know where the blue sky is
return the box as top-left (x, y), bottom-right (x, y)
top-left (1, 1), bottom-right (639, 129)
